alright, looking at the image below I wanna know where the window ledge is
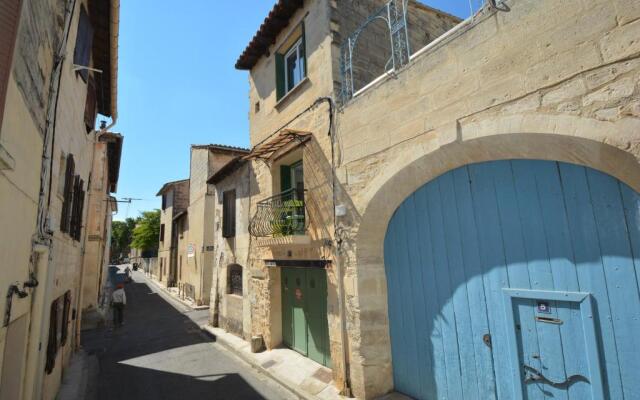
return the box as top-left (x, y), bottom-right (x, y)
top-left (0, 143), bottom-right (15, 170)
top-left (275, 77), bottom-right (310, 110)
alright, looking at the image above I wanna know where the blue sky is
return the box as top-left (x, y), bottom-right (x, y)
top-left (112, 0), bottom-right (477, 220)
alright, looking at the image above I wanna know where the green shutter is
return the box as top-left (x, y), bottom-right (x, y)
top-left (280, 165), bottom-right (291, 193)
top-left (276, 53), bottom-right (285, 100)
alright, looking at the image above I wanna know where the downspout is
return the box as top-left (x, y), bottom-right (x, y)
top-left (324, 97), bottom-right (352, 397)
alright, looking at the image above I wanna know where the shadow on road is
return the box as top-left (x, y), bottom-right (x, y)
top-left (81, 281), bottom-right (267, 400)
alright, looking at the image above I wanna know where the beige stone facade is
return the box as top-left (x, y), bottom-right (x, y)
top-left (208, 158), bottom-right (252, 338)
top-left (231, 0), bottom-right (640, 398)
top-left (157, 178), bottom-right (189, 285)
top-left (0, 1), bottom-right (119, 399)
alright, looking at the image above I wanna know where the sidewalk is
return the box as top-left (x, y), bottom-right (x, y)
top-left (201, 325), bottom-right (343, 400)
top-left (143, 272), bottom-right (209, 310)
top-left (56, 350), bottom-right (99, 400)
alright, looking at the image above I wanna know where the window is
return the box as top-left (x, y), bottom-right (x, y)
top-left (45, 299), bottom-right (59, 374)
top-left (222, 190), bottom-right (236, 238)
top-left (60, 154), bottom-right (75, 233)
top-left (57, 152), bottom-right (67, 197)
top-left (84, 76), bottom-right (97, 132)
top-left (69, 176), bottom-right (86, 241)
top-left (275, 23), bottom-right (306, 101)
top-left (74, 6), bottom-right (94, 82)
top-left (160, 224), bottom-right (165, 242)
top-left (60, 291), bottom-right (71, 346)
top-left (228, 264), bottom-right (243, 296)
top-left (161, 193), bottom-right (167, 210)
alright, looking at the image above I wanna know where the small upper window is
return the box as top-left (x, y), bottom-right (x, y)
top-left (275, 23), bottom-right (306, 101)
top-left (74, 6), bottom-right (94, 82)
top-left (284, 38), bottom-right (305, 92)
top-left (222, 190), bottom-right (236, 238)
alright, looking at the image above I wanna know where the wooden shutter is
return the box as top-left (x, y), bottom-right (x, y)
top-left (0, 0), bottom-right (22, 131)
top-left (84, 75), bottom-right (97, 132)
top-left (70, 178), bottom-right (85, 241)
top-left (275, 53), bottom-right (285, 100)
top-left (222, 190), bottom-right (236, 238)
top-left (45, 299), bottom-right (59, 374)
top-left (73, 6), bottom-right (93, 82)
top-left (60, 291), bottom-right (71, 345)
top-left (60, 155), bottom-right (75, 233)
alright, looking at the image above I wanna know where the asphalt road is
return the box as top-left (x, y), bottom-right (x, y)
top-left (82, 269), bottom-right (296, 400)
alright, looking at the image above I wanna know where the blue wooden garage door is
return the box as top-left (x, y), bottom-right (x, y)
top-left (383, 160), bottom-right (640, 400)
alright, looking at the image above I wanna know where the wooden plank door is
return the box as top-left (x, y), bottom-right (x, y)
top-left (305, 268), bottom-right (331, 367)
top-left (384, 159), bottom-right (640, 400)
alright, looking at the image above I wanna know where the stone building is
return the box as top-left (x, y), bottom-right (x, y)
top-left (235, 0), bottom-right (640, 399)
top-left (157, 178), bottom-right (189, 285)
top-left (156, 145), bottom-right (248, 305)
top-left (207, 156), bottom-right (252, 338)
top-left (0, 0), bottom-right (119, 399)
top-left (80, 132), bottom-right (122, 315)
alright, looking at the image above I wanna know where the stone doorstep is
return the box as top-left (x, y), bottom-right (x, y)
top-left (144, 275), bottom-right (210, 310)
top-left (201, 325), bottom-right (344, 400)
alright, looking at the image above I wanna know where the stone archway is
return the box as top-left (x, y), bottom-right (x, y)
top-left (346, 127), bottom-right (640, 398)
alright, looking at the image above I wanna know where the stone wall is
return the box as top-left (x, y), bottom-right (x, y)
top-left (332, 0), bottom-right (640, 397)
top-left (330, 0), bottom-right (461, 93)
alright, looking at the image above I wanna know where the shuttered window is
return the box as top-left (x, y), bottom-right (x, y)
top-left (60, 155), bottom-right (75, 233)
top-left (74, 6), bottom-right (93, 82)
top-left (275, 22), bottom-right (306, 101)
top-left (84, 75), bottom-right (97, 132)
top-left (60, 291), bottom-right (71, 346)
top-left (69, 177), bottom-right (85, 241)
top-left (45, 299), bottom-right (59, 374)
top-left (0, 0), bottom-right (22, 131)
top-left (222, 190), bottom-right (236, 238)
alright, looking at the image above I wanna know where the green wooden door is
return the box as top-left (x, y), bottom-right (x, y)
top-left (281, 267), bottom-right (331, 367)
top-left (306, 268), bottom-right (331, 367)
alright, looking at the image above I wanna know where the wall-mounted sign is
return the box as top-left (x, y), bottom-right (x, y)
top-left (537, 301), bottom-right (551, 314)
top-left (187, 243), bottom-right (195, 258)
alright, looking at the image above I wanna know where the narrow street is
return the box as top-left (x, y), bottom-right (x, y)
top-left (81, 269), bottom-right (296, 400)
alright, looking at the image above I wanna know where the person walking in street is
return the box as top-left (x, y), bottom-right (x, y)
top-left (111, 283), bottom-right (127, 328)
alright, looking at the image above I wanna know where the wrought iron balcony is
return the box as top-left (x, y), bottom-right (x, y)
top-left (249, 188), bottom-right (306, 237)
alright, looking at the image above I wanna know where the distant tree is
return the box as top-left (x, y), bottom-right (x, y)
top-left (110, 217), bottom-right (138, 262)
top-left (131, 209), bottom-right (161, 251)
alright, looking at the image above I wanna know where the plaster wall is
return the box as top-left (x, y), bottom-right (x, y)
top-left (0, 0), bottom-right (109, 398)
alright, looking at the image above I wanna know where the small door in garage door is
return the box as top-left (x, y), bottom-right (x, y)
top-left (504, 289), bottom-right (604, 400)
top-left (281, 267), bottom-right (331, 367)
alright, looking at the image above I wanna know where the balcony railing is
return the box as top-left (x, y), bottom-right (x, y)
top-left (249, 188), bottom-right (306, 237)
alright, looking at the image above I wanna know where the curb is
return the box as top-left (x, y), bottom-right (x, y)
top-left (140, 273), bottom-right (209, 311)
top-left (200, 325), bottom-right (319, 400)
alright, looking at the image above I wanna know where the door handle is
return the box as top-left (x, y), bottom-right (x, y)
top-left (523, 364), bottom-right (589, 389)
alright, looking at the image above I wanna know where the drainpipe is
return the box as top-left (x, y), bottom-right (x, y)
top-left (322, 96), bottom-right (353, 397)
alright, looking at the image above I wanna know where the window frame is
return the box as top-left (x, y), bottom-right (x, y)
top-left (284, 37), bottom-right (305, 93)
top-left (275, 22), bottom-right (306, 101)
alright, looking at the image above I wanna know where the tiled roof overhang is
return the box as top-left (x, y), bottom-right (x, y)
top-left (243, 129), bottom-right (311, 161)
top-left (235, 0), bottom-right (304, 70)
